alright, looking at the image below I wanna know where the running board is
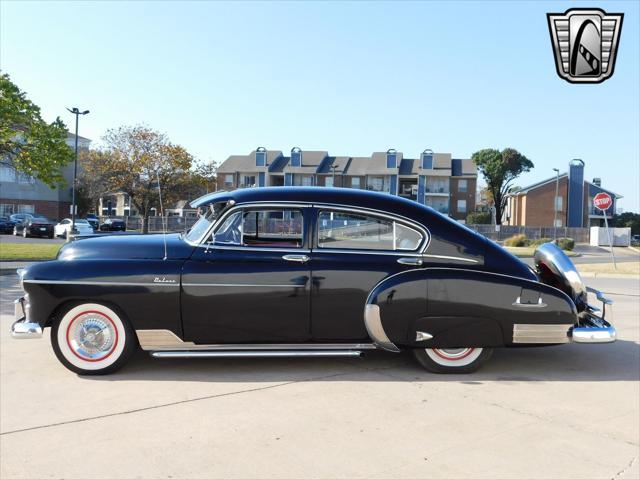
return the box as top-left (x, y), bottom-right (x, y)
top-left (151, 350), bottom-right (365, 358)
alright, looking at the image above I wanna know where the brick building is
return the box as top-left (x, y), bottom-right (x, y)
top-left (217, 148), bottom-right (477, 221)
top-left (504, 159), bottom-right (621, 227)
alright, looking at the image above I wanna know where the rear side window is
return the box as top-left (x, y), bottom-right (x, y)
top-left (317, 210), bottom-right (423, 251)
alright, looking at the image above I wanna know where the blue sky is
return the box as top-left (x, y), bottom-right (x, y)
top-left (2, 0), bottom-right (639, 210)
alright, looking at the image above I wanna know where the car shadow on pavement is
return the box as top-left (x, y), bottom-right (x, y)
top-left (85, 339), bottom-right (640, 383)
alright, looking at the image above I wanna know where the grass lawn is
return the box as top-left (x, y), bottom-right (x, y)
top-left (0, 243), bottom-right (62, 261)
top-left (577, 261), bottom-right (640, 276)
top-left (504, 246), bottom-right (578, 258)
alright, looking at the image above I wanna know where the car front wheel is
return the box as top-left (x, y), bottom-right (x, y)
top-left (413, 347), bottom-right (493, 374)
top-left (51, 303), bottom-right (138, 375)
top-left (22, 228), bottom-right (28, 238)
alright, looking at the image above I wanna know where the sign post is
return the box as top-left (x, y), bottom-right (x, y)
top-left (593, 192), bottom-right (616, 269)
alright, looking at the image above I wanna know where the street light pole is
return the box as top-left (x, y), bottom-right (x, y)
top-left (331, 165), bottom-right (338, 186)
top-left (552, 168), bottom-right (560, 240)
top-left (66, 107), bottom-right (89, 237)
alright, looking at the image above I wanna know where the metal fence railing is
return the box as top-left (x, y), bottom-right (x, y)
top-left (467, 225), bottom-right (590, 243)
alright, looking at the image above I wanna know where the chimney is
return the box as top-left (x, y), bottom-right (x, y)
top-left (592, 177), bottom-right (601, 187)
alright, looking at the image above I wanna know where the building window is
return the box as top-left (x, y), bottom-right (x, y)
top-left (301, 176), bottom-right (312, 187)
top-left (0, 166), bottom-right (15, 182)
top-left (457, 200), bottom-right (467, 214)
top-left (255, 147), bottom-right (266, 167)
top-left (224, 174), bottom-right (234, 188)
top-left (554, 219), bottom-right (563, 227)
top-left (17, 204), bottom-right (35, 214)
top-left (458, 179), bottom-right (468, 193)
top-left (386, 149), bottom-right (397, 169)
top-left (367, 176), bottom-right (388, 192)
top-left (421, 151), bottom-right (433, 169)
top-left (351, 177), bottom-right (361, 189)
top-left (325, 177), bottom-right (334, 188)
top-left (555, 196), bottom-right (563, 211)
top-left (291, 147), bottom-right (301, 167)
top-left (17, 172), bottom-right (35, 184)
top-left (0, 204), bottom-right (14, 216)
top-left (241, 175), bottom-right (256, 188)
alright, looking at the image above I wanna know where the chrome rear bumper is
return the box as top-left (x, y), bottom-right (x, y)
top-left (571, 287), bottom-right (616, 344)
top-left (11, 297), bottom-right (42, 339)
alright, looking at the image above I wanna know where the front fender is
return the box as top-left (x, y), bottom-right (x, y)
top-left (366, 268), bottom-right (578, 349)
top-left (20, 259), bottom-right (183, 337)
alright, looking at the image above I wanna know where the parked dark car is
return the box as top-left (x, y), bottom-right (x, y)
top-left (85, 213), bottom-right (100, 231)
top-left (13, 216), bottom-right (56, 238)
top-left (99, 218), bottom-right (126, 232)
top-left (11, 188), bottom-right (615, 375)
top-left (0, 216), bottom-right (16, 234)
top-left (10, 213), bottom-right (34, 233)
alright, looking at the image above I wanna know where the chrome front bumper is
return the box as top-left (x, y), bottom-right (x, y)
top-left (11, 297), bottom-right (42, 339)
top-left (571, 287), bottom-right (616, 344)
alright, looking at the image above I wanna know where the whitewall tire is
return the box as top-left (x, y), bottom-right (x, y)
top-left (413, 347), bottom-right (493, 374)
top-left (51, 303), bottom-right (137, 375)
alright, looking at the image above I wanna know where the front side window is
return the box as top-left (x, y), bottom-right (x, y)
top-left (317, 210), bottom-right (423, 251)
top-left (212, 208), bottom-right (303, 248)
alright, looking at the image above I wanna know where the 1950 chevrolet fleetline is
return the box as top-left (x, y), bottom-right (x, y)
top-left (11, 187), bottom-right (616, 375)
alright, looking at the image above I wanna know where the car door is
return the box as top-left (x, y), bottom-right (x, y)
top-left (181, 204), bottom-right (312, 344)
top-left (309, 207), bottom-right (427, 342)
top-left (56, 219), bottom-right (69, 236)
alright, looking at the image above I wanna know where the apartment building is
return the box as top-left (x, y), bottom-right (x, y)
top-left (217, 148), bottom-right (477, 221)
top-left (0, 133), bottom-right (91, 219)
top-left (504, 159), bottom-right (621, 227)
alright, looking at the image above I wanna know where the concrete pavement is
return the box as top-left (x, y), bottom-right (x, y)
top-left (0, 274), bottom-right (638, 479)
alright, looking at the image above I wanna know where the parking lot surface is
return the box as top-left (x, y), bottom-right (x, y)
top-left (1, 274), bottom-right (638, 479)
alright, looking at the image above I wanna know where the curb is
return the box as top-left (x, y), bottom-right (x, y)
top-left (578, 271), bottom-right (640, 279)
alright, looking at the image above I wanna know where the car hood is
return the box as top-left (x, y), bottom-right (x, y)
top-left (57, 233), bottom-right (195, 260)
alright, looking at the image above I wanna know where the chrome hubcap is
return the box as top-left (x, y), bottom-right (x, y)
top-left (434, 348), bottom-right (474, 359)
top-left (69, 313), bottom-right (116, 360)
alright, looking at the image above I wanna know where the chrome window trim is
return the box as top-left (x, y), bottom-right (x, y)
top-left (196, 202), bottom-right (309, 249)
top-left (313, 204), bottom-right (430, 254)
top-left (195, 244), bottom-right (311, 254)
top-left (421, 254), bottom-right (479, 264)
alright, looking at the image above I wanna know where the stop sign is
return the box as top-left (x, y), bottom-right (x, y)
top-left (593, 192), bottom-right (613, 211)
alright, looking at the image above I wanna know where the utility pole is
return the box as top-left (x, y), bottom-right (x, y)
top-left (66, 107), bottom-right (90, 237)
top-left (553, 168), bottom-right (560, 240)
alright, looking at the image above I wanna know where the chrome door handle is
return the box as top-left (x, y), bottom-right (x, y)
top-left (397, 257), bottom-right (423, 266)
top-left (282, 254), bottom-right (310, 263)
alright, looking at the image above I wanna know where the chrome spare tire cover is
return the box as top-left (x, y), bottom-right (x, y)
top-left (534, 242), bottom-right (586, 308)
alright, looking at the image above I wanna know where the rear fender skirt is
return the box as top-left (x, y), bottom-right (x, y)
top-left (366, 267), bottom-right (578, 349)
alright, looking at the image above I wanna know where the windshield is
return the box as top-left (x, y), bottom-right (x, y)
top-left (184, 202), bottom-right (227, 243)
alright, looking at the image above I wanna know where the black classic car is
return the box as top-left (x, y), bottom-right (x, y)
top-left (99, 218), bottom-right (126, 232)
top-left (0, 216), bottom-right (16, 234)
top-left (13, 216), bottom-right (55, 238)
top-left (11, 187), bottom-right (615, 375)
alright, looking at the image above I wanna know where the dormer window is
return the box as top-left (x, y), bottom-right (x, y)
top-left (386, 149), bottom-right (397, 169)
top-left (291, 147), bottom-right (302, 167)
top-left (256, 147), bottom-right (267, 167)
top-left (421, 149), bottom-right (433, 169)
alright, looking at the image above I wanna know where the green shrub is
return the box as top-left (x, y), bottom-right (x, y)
top-left (556, 237), bottom-right (575, 251)
top-left (504, 234), bottom-right (529, 247)
top-left (530, 237), bottom-right (552, 246)
top-left (466, 211), bottom-right (491, 225)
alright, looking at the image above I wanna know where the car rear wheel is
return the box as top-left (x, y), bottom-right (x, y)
top-left (51, 303), bottom-right (138, 375)
top-left (13, 227), bottom-right (17, 236)
top-left (22, 228), bottom-right (28, 238)
top-left (413, 347), bottom-right (492, 374)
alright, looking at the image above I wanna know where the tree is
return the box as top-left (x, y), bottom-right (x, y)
top-left (613, 212), bottom-right (640, 235)
top-left (0, 72), bottom-right (74, 187)
top-left (471, 148), bottom-right (533, 225)
top-left (81, 125), bottom-right (194, 233)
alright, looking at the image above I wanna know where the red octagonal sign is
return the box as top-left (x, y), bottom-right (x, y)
top-left (593, 192), bottom-right (613, 211)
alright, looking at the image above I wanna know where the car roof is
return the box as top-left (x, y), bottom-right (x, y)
top-left (190, 187), bottom-right (433, 219)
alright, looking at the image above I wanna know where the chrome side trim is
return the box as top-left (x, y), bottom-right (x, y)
top-left (151, 350), bottom-right (364, 358)
top-left (23, 279), bottom-right (179, 287)
top-left (512, 324), bottom-right (572, 344)
top-left (363, 304), bottom-right (400, 352)
top-left (586, 286), bottom-right (613, 305)
top-left (195, 245), bottom-right (312, 254)
top-left (397, 257), bottom-right (423, 266)
top-left (415, 331), bottom-right (433, 341)
top-left (136, 329), bottom-right (376, 352)
top-left (182, 283), bottom-right (303, 288)
top-left (422, 254), bottom-right (479, 263)
top-left (11, 320), bottom-right (43, 339)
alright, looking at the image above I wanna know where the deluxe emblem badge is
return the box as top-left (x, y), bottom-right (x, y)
top-left (547, 8), bottom-right (623, 84)
top-left (153, 277), bottom-right (176, 284)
